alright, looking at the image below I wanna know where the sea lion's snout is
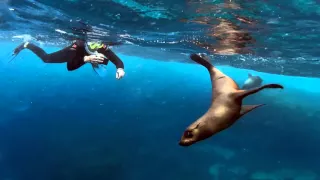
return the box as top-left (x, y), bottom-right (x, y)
top-left (179, 140), bottom-right (193, 147)
top-left (179, 129), bottom-right (198, 147)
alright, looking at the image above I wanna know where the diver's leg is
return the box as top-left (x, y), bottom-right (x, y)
top-left (13, 42), bottom-right (72, 63)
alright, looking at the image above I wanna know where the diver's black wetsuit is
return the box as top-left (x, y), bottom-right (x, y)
top-left (16, 40), bottom-right (124, 71)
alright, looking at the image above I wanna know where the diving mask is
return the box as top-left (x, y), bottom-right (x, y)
top-left (85, 42), bottom-right (104, 54)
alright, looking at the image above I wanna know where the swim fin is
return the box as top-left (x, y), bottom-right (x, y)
top-left (8, 53), bottom-right (18, 63)
top-left (9, 42), bottom-right (26, 63)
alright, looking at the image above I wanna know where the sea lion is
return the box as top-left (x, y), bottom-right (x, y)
top-left (179, 54), bottom-right (283, 147)
top-left (242, 73), bottom-right (263, 89)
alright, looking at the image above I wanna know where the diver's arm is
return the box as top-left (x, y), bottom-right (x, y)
top-left (103, 48), bottom-right (125, 79)
top-left (103, 48), bottom-right (124, 69)
top-left (67, 54), bottom-right (105, 71)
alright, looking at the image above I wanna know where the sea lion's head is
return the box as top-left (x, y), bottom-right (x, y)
top-left (179, 122), bottom-right (212, 147)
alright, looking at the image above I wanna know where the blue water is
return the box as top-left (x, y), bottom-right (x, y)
top-left (2, 0), bottom-right (320, 179)
top-left (0, 42), bottom-right (320, 180)
top-left (3, 0), bottom-right (320, 77)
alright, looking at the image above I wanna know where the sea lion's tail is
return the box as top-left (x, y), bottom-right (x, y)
top-left (190, 54), bottom-right (213, 70)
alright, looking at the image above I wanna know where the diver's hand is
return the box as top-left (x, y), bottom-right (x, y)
top-left (84, 54), bottom-right (105, 63)
top-left (116, 68), bottom-right (125, 80)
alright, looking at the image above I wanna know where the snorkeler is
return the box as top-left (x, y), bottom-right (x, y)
top-left (11, 40), bottom-right (125, 79)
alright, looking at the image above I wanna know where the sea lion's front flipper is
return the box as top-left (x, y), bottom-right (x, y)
top-left (235, 84), bottom-right (283, 100)
top-left (240, 104), bottom-right (265, 117)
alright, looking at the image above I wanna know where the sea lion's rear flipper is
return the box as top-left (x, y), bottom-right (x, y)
top-left (190, 53), bottom-right (226, 98)
top-left (240, 104), bottom-right (265, 117)
top-left (190, 53), bottom-right (214, 71)
top-left (190, 53), bottom-right (219, 97)
top-left (235, 84), bottom-right (283, 100)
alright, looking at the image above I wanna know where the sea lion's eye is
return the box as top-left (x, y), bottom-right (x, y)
top-left (185, 131), bottom-right (193, 138)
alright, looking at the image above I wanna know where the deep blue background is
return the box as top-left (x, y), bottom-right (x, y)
top-left (0, 42), bottom-right (320, 180)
